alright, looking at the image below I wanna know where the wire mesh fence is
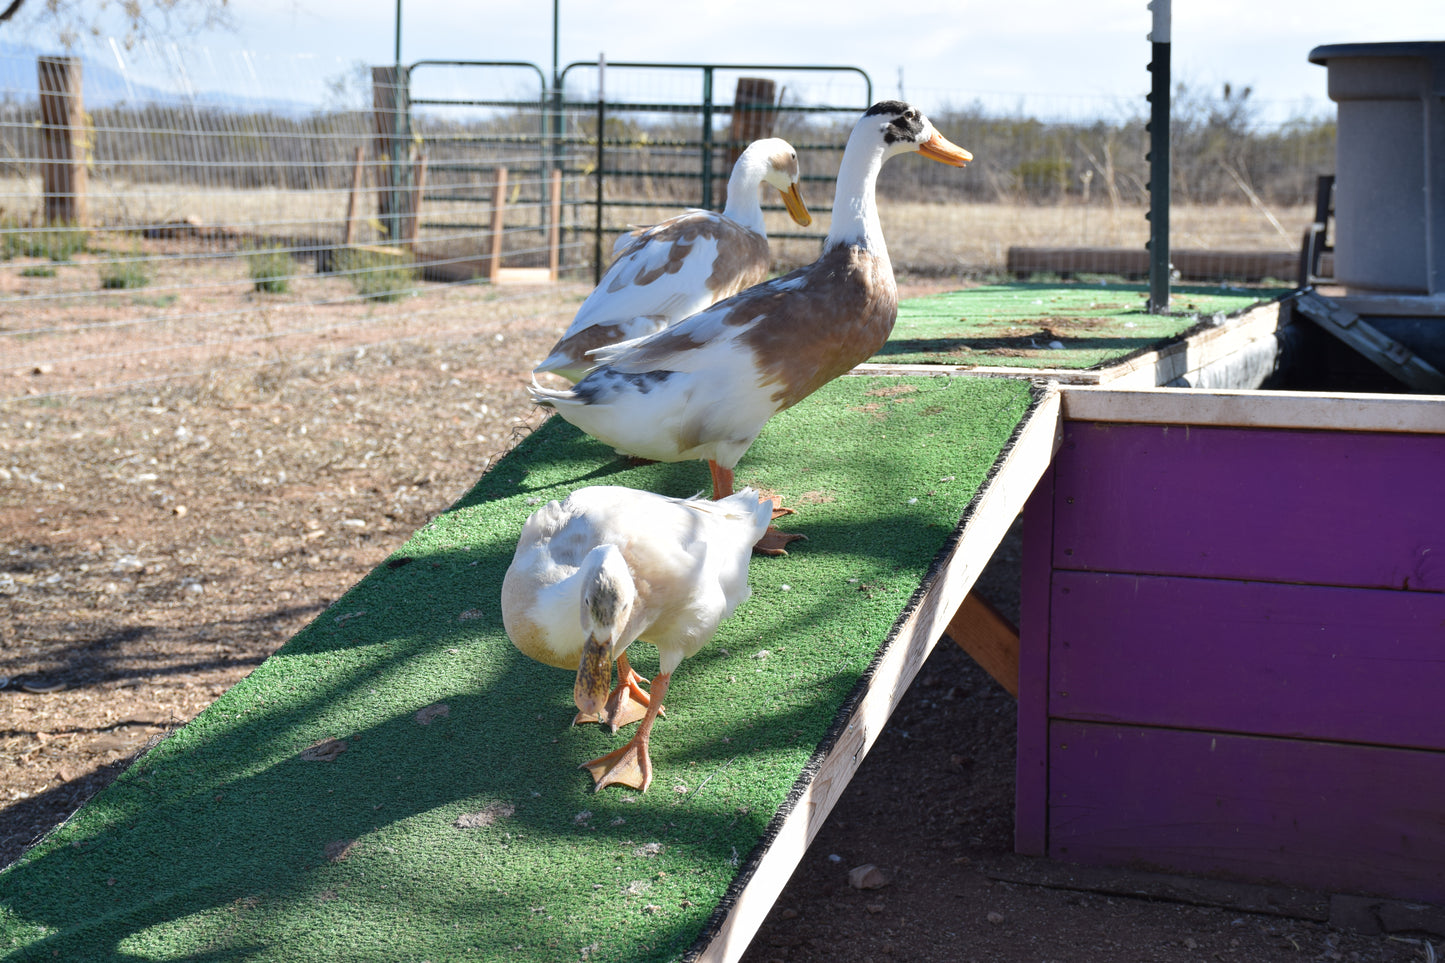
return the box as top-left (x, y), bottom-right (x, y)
top-left (0, 40), bottom-right (1338, 403)
top-left (0, 42), bottom-right (590, 403)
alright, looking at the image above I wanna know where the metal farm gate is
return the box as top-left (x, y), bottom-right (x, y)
top-left (376, 60), bottom-right (873, 282)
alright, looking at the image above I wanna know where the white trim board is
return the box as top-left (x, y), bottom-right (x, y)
top-left (1059, 385), bottom-right (1445, 434)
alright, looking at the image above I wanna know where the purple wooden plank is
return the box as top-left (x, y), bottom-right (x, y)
top-left (1052, 422), bottom-right (1445, 592)
top-left (1015, 463), bottom-right (1056, 857)
top-left (1049, 572), bottom-right (1445, 751)
top-left (1048, 721), bottom-right (1445, 904)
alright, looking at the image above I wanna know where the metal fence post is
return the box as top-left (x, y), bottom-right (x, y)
top-left (594, 54), bottom-right (606, 284)
top-left (700, 67), bottom-right (714, 212)
top-left (1146, 0), bottom-right (1171, 313)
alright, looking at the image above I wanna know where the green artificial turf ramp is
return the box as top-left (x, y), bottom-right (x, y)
top-left (0, 374), bottom-right (1036, 962)
top-left (875, 281), bottom-right (1286, 369)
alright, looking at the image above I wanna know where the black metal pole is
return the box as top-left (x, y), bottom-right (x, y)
top-left (594, 54), bottom-right (605, 284)
top-left (550, 0), bottom-right (561, 271)
top-left (701, 67), bottom-right (714, 211)
top-left (1146, 1), bottom-right (1171, 313)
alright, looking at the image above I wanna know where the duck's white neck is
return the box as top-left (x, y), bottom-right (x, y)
top-left (721, 153), bottom-right (767, 235)
top-left (824, 129), bottom-right (890, 256)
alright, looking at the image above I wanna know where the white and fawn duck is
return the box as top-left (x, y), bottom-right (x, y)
top-left (501, 485), bottom-right (773, 792)
top-left (534, 137), bottom-right (812, 383)
top-left (529, 103), bottom-right (971, 553)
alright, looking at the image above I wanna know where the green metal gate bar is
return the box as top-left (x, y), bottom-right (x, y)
top-left (392, 59), bottom-right (872, 281)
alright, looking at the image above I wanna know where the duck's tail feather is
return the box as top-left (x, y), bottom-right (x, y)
top-left (701, 486), bottom-right (776, 542)
top-left (527, 376), bottom-right (574, 409)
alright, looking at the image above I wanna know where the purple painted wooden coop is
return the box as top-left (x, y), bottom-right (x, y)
top-left (1015, 386), bottom-right (1445, 906)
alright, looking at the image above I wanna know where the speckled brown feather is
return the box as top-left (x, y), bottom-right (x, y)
top-left (541, 321), bottom-right (661, 379)
top-left (599, 244), bottom-right (898, 412)
top-left (741, 245), bottom-right (898, 408)
top-left (611, 214), bottom-right (769, 297)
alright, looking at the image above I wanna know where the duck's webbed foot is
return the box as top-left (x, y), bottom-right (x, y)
top-left (581, 736), bottom-right (653, 792)
top-left (753, 526), bottom-right (806, 557)
top-left (581, 671), bottom-right (670, 793)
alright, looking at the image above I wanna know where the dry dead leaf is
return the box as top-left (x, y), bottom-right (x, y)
top-left (454, 801), bottom-right (515, 829)
top-left (300, 738), bottom-right (348, 762)
top-left (414, 703), bottom-right (450, 725)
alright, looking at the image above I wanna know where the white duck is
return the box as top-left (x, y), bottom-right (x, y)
top-left (501, 485), bottom-right (773, 792)
top-left (533, 137), bottom-right (812, 382)
top-left (529, 102), bottom-right (971, 553)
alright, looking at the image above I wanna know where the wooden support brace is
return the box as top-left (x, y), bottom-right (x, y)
top-left (404, 152), bottom-right (428, 250)
top-left (945, 591), bottom-right (1019, 697)
top-left (489, 166), bottom-right (507, 283)
top-left (548, 168), bottom-right (562, 281)
top-left (343, 146), bottom-right (365, 245)
top-left (401, 150), bottom-right (427, 247)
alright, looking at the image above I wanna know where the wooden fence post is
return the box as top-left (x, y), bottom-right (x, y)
top-left (721, 77), bottom-right (778, 208)
top-left (728, 77), bottom-right (778, 159)
top-left (38, 55), bottom-right (87, 227)
top-left (370, 65), bottom-right (413, 242)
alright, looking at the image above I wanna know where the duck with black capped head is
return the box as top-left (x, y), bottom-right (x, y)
top-left (530, 102), bottom-right (971, 555)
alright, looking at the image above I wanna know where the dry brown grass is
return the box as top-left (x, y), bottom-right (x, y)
top-left (2, 167), bottom-right (1306, 276)
top-left (2, 193), bottom-right (1307, 401)
top-left (605, 199), bottom-right (1311, 276)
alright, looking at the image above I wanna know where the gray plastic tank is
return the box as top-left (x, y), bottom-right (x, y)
top-left (1309, 42), bottom-right (1445, 295)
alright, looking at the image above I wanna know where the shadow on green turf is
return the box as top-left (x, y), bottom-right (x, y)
top-left (1, 376), bottom-right (1037, 960)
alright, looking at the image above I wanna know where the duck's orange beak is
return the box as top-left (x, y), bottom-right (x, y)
top-left (918, 131), bottom-right (973, 167)
top-left (778, 182), bottom-right (812, 227)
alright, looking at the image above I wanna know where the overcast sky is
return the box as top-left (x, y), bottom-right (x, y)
top-left (9, 1), bottom-right (1445, 122)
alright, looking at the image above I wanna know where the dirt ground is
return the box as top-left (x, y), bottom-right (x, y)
top-left (1, 275), bottom-right (1438, 962)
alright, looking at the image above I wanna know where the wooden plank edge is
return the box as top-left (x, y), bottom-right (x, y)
top-left (1099, 301), bottom-right (1285, 388)
top-left (945, 592), bottom-right (1019, 697)
top-left (687, 386), bottom-right (1064, 963)
top-left (855, 362), bottom-right (1107, 384)
top-left (1059, 384), bottom-right (1445, 434)
top-left (858, 300), bottom-right (1285, 387)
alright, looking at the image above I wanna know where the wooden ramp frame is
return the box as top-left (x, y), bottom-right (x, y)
top-left (690, 387), bottom-right (1059, 961)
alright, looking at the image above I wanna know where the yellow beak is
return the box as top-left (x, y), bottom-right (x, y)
top-left (918, 131), bottom-right (973, 167)
top-left (574, 631), bottom-right (611, 717)
top-left (779, 182), bottom-right (812, 227)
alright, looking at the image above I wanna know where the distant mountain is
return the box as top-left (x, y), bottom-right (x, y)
top-left (0, 39), bottom-right (336, 114)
